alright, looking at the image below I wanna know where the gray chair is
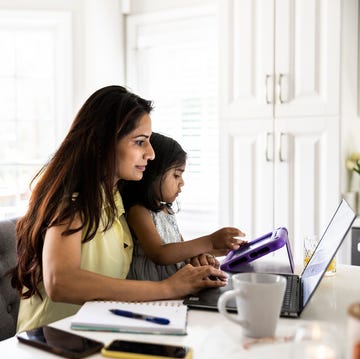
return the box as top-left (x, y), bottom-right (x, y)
top-left (0, 218), bottom-right (19, 341)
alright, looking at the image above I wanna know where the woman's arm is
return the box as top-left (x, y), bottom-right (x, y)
top-left (127, 205), bottom-right (245, 265)
top-left (42, 215), bottom-right (226, 304)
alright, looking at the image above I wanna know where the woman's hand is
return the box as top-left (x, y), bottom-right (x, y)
top-left (189, 253), bottom-right (220, 268)
top-left (209, 227), bottom-right (247, 251)
top-left (161, 264), bottom-right (228, 298)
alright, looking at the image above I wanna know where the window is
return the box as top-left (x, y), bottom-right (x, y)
top-left (126, 5), bottom-right (219, 238)
top-left (0, 11), bottom-right (72, 219)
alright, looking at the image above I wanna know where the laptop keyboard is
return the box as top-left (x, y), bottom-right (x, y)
top-left (281, 274), bottom-right (299, 311)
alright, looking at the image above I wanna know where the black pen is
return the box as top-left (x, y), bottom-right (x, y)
top-left (109, 309), bottom-right (170, 325)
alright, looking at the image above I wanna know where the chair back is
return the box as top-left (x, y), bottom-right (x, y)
top-left (0, 218), bottom-right (19, 340)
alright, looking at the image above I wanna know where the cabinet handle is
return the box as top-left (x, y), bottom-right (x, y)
top-left (265, 74), bottom-right (273, 104)
top-left (278, 74), bottom-right (286, 104)
top-left (266, 132), bottom-right (273, 162)
top-left (279, 132), bottom-right (286, 162)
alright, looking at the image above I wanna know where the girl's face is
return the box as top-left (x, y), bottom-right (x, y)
top-left (115, 114), bottom-right (155, 183)
top-left (159, 163), bottom-right (186, 204)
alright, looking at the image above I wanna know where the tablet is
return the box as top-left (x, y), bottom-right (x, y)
top-left (220, 227), bottom-right (294, 273)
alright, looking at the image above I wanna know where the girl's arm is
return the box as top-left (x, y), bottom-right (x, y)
top-left (189, 253), bottom-right (220, 268)
top-left (127, 205), bottom-right (245, 265)
top-left (42, 214), bottom-right (228, 305)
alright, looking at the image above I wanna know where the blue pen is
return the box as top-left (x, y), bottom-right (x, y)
top-left (109, 309), bottom-right (170, 325)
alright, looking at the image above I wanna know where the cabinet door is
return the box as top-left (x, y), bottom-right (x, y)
top-left (219, 0), bottom-right (274, 119)
top-left (219, 119), bottom-right (274, 238)
top-left (274, 0), bottom-right (340, 117)
top-left (220, 117), bottom-right (339, 262)
top-left (273, 117), bottom-right (340, 262)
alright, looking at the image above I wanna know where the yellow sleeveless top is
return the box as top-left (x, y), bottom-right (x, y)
top-left (17, 191), bottom-right (133, 332)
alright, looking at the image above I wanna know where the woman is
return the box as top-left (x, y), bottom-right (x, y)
top-left (10, 85), bottom-right (229, 332)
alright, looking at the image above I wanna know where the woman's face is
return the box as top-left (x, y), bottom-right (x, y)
top-left (115, 114), bottom-right (154, 183)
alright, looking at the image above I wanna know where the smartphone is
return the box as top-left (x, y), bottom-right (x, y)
top-left (101, 339), bottom-right (192, 359)
top-left (16, 325), bottom-right (104, 358)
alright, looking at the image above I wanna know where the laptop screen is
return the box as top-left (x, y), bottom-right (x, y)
top-left (301, 199), bottom-right (356, 309)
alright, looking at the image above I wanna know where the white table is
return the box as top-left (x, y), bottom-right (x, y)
top-left (1, 265), bottom-right (359, 359)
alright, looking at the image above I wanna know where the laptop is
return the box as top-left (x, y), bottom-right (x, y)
top-left (184, 199), bottom-right (356, 318)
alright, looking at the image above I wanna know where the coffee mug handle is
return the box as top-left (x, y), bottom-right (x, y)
top-left (217, 289), bottom-right (249, 328)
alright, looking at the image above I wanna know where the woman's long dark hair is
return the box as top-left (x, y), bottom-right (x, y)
top-left (10, 85), bottom-right (153, 299)
top-left (122, 132), bottom-right (187, 212)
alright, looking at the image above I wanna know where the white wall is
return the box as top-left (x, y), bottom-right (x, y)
top-left (82, 0), bottom-right (125, 105)
top-left (341, 0), bottom-right (360, 194)
top-left (338, 0), bottom-right (360, 264)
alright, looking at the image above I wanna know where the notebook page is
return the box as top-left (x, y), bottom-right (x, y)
top-left (71, 300), bottom-right (188, 335)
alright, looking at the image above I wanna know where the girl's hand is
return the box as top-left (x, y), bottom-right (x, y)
top-left (161, 264), bottom-right (228, 298)
top-left (209, 227), bottom-right (247, 250)
top-left (189, 253), bottom-right (220, 268)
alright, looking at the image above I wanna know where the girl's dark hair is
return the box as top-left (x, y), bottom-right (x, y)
top-left (122, 132), bottom-right (187, 212)
top-left (10, 85), bottom-right (153, 299)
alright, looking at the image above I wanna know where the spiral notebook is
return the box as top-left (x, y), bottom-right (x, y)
top-left (71, 300), bottom-right (188, 335)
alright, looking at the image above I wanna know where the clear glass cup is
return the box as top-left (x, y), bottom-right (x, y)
top-left (304, 235), bottom-right (336, 276)
top-left (291, 322), bottom-right (341, 359)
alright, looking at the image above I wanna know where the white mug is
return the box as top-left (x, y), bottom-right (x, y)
top-left (217, 272), bottom-right (286, 338)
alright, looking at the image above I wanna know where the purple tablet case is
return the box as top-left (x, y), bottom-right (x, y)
top-left (220, 227), bottom-right (294, 273)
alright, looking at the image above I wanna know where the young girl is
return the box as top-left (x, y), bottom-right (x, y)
top-left (122, 132), bottom-right (245, 281)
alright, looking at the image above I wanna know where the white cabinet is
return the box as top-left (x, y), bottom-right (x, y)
top-left (219, 0), bottom-right (341, 261)
top-left (220, 0), bottom-right (340, 119)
